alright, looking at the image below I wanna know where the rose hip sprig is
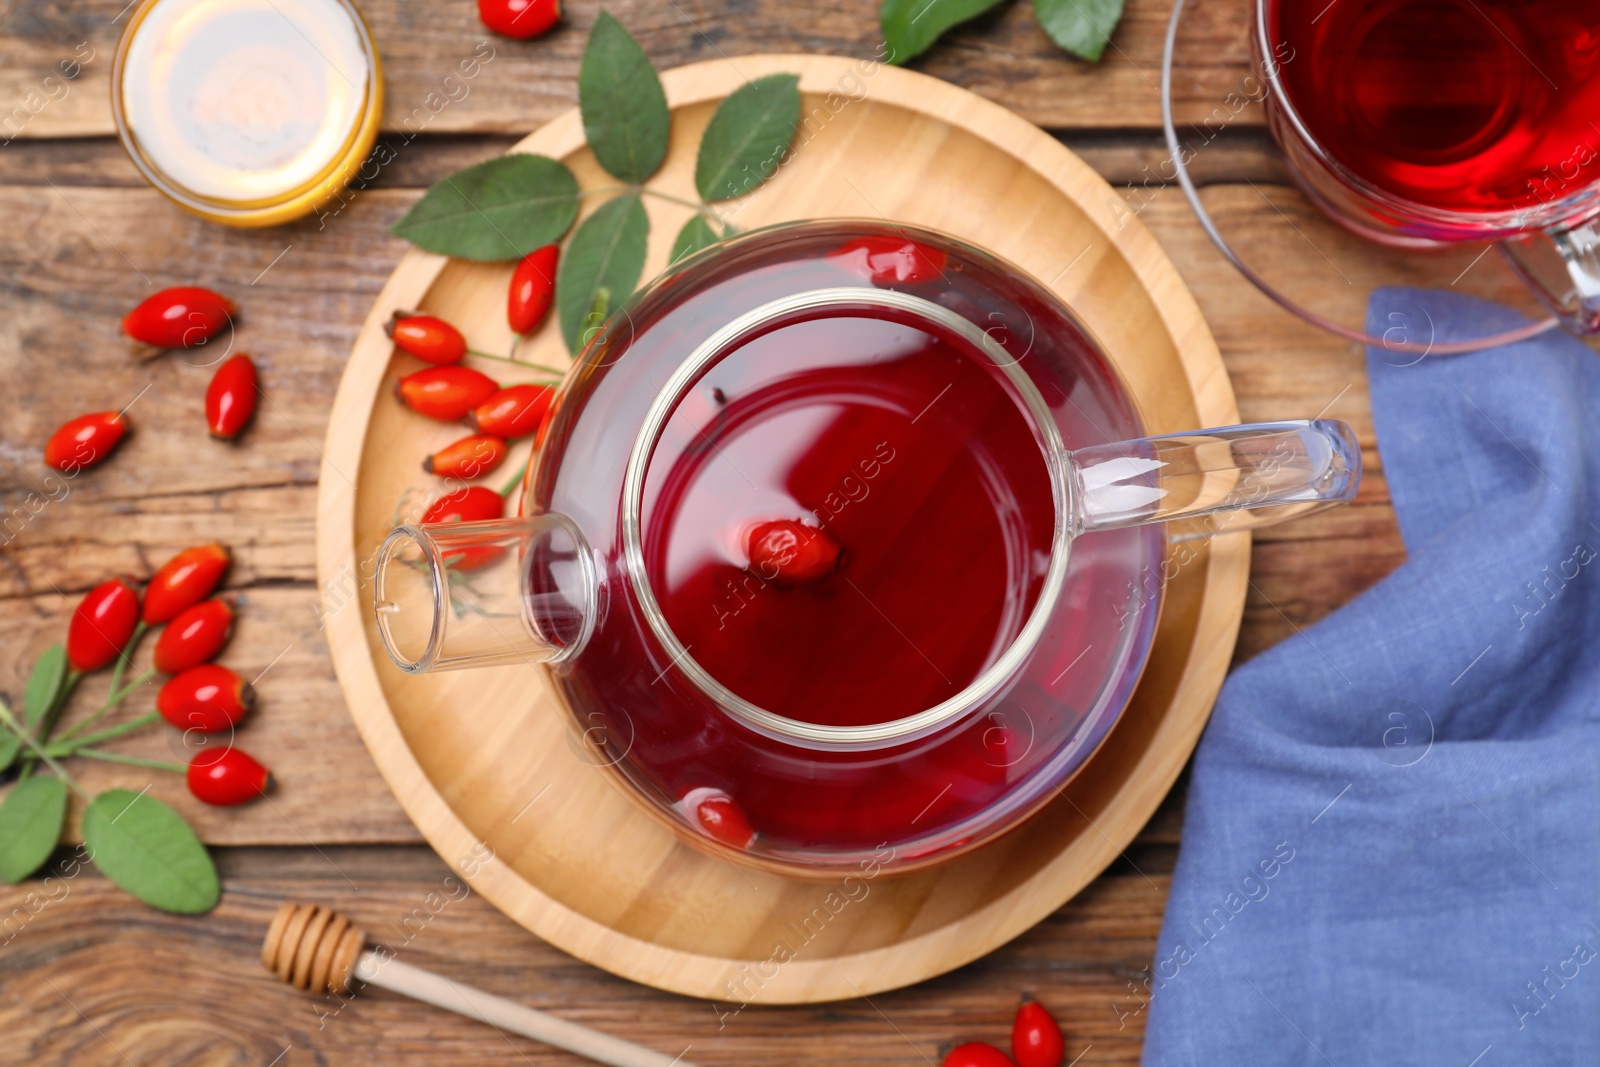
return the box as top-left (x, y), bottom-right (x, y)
top-left (0, 542), bottom-right (273, 912)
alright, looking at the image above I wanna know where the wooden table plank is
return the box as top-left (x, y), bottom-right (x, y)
top-left (0, 0), bottom-right (1267, 140)
top-left (0, 844), bottom-right (1172, 1065)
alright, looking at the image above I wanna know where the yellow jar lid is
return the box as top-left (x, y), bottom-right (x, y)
top-left (113, 0), bottom-right (383, 227)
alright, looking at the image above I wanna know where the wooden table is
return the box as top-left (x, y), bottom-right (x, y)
top-left (0, 1), bottom-right (1545, 1062)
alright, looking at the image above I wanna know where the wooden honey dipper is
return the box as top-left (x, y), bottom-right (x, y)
top-left (262, 902), bottom-right (698, 1067)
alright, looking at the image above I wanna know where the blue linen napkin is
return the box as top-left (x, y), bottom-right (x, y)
top-left (1141, 289), bottom-right (1600, 1066)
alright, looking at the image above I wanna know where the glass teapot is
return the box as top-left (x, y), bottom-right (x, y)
top-left (373, 220), bottom-right (1359, 877)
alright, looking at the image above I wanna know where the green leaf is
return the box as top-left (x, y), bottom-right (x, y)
top-left (557, 194), bottom-right (649, 354)
top-left (695, 74), bottom-right (801, 202)
top-left (579, 11), bottom-right (671, 183)
top-left (881, 0), bottom-right (1009, 64)
top-left (388, 155), bottom-right (580, 261)
top-left (670, 215), bottom-right (722, 264)
top-left (1034, 0), bottom-right (1125, 62)
top-left (23, 644), bottom-right (68, 733)
top-left (0, 732), bottom-right (18, 775)
top-left (83, 789), bottom-right (219, 914)
top-left (0, 775), bottom-right (67, 883)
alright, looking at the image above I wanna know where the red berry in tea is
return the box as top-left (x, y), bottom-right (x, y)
top-left (832, 235), bottom-right (948, 284)
top-left (745, 520), bottom-right (841, 585)
top-left (122, 286), bottom-right (235, 348)
top-left (45, 411), bottom-right (130, 472)
top-left (681, 788), bottom-right (755, 848)
top-left (206, 354), bottom-right (259, 439)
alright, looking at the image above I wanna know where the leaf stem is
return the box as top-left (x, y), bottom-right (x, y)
top-left (640, 187), bottom-right (725, 221)
top-left (106, 620), bottom-right (147, 702)
top-left (584, 182), bottom-right (726, 224)
top-left (56, 668), bottom-right (158, 745)
top-left (499, 463), bottom-right (530, 498)
top-left (74, 748), bottom-right (186, 774)
top-left (50, 710), bottom-right (161, 755)
top-left (499, 340), bottom-right (571, 378)
top-left (465, 348), bottom-right (565, 377)
top-left (0, 699), bottom-right (86, 798)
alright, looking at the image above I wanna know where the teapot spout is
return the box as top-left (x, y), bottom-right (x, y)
top-left (373, 513), bottom-right (597, 674)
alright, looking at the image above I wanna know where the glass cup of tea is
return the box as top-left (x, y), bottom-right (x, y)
top-left (1162, 0), bottom-right (1600, 346)
top-left (371, 221), bottom-right (1361, 877)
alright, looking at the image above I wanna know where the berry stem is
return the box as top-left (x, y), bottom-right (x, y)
top-left (55, 668), bottom-right (158, 744)
top-left (74, 748), bottom-right (186, 774)
top-left (49, 710), bottom-right (160, 755)
top-left (502, 338), bottom-right (570, 377)
top-left (105, 620), bottom-right (147, 701)
top-left (0, 698), bottom-right (86, 798)
top-left (499, 463), bottom-right (529, 498)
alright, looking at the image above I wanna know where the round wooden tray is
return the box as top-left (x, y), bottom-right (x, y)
top-left (316, 54), bottom-right (1247, 1003)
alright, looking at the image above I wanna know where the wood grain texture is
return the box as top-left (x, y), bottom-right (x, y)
top-left (0, 846), bottom-right (1172, 1065)
top-left (0, 0), bottom-right (1264, 139)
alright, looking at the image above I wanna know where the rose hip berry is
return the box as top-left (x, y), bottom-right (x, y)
top-left (479, 0), bottom-right (561, 40)
top-left (1011, 998), bottom-right (1065, 1067)
top-left (122, 286), bottom-right (236, 348)
top-left (941, 1044), bottom-right (1015, 1067)
top-left (143, 544), bottom-right (231, 625)
top-left (423, 434), bottom-right (508, 479)
top-left (746, 520), bottom-right (842, 585)
top-left (67, 577), bottom-right (142, 672)
top-left (396, 366), bottom-right (499, 421)
top-left (153, 598), bottom-right (235, 674)
top-left (205, 354), bottom-right (259, 439)
top-left (420, 486), bottom-right (505, 526)
top-left (187, 746), bottom-right (271, 806)
top-left (420, 486), bottom-right (508, 571)
top-left (45, 411), bottom-right (130, 472)
top-left (508, 245), bottom-right (559, 333)
top-left (158, 664), bottom-right (254, 733)
top-left (680, 787), bottom-right (755, 849)
top-left (833, 236), bottom-right (948, 285)
top-left (387, 313), bottom-right (467, 365)
top-left (467, 384), bottom-right (554, 439)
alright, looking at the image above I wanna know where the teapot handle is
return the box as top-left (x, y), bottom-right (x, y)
top-left (373, 513), bottom-right (597, 674)
top-left (1067, 419), bottom-right (1361, 538)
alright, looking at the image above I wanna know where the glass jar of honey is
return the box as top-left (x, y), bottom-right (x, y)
top-left (112, 0), bottom-right (382, 227)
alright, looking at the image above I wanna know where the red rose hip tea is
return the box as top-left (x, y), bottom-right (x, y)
top-left (641, 310), bottom-right (1058, 728)
top-left (373, 221), bottom-right (1360, 872)
top-left (1267, 0), bottom-right (1600, 217)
